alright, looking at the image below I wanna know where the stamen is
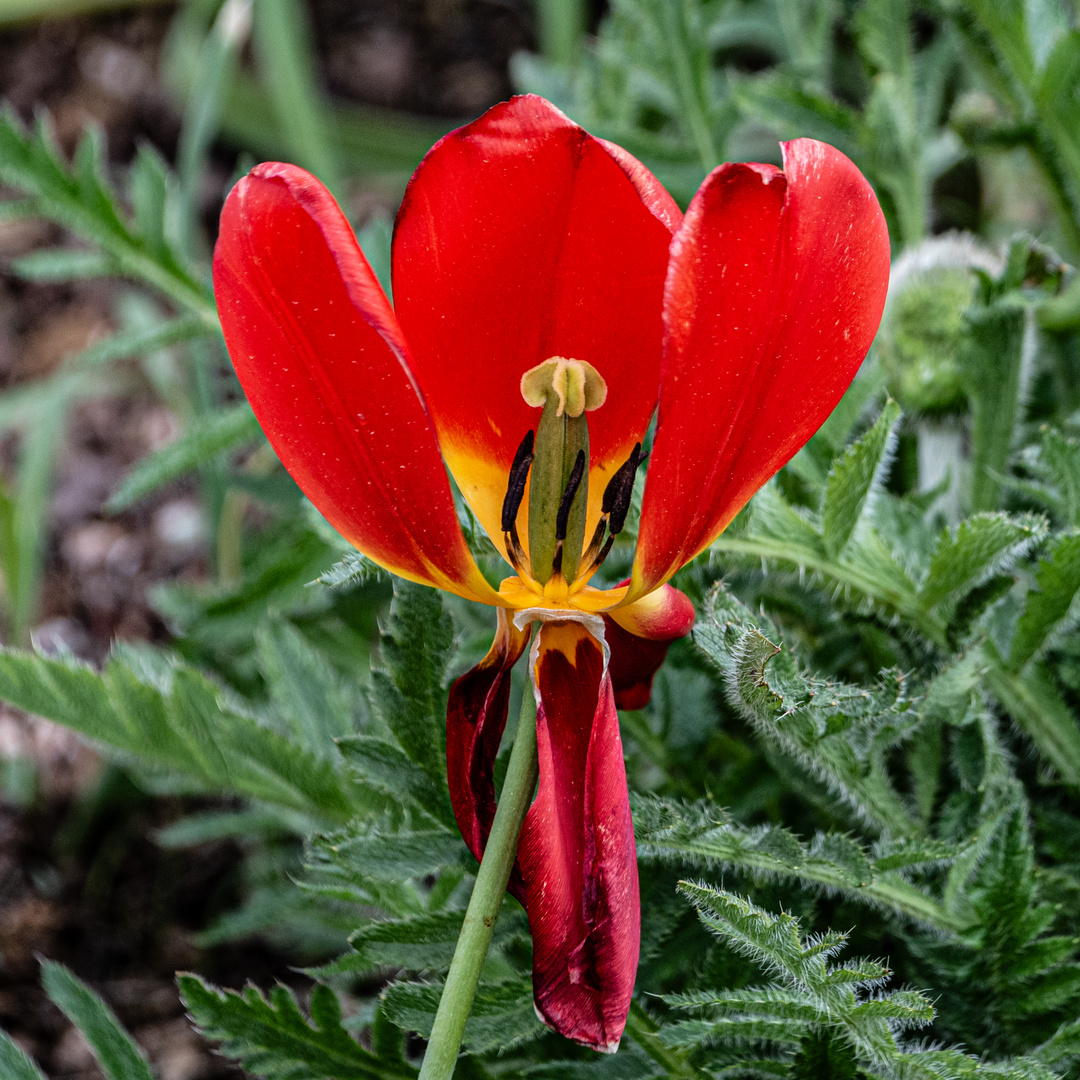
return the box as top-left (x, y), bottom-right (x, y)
top-left (500, 430), bottom-right (535, 578)
top-left (555, 450), bottom-right (586, 543)
top-left (602, 442), bottom-right (647, 536)
top-left (575, 443), bottom-right (648, 583)
top-left (501, 430), bottom-right (535, 531)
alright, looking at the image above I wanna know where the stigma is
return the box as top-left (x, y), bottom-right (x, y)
top-left (521, 357), bottom-right (607, 418)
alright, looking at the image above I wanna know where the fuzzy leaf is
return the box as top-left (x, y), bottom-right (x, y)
top-left (256, 620), bottom-right (356, 757)
top-left (315, 551), bottom-right (388, 588)
top-left (1009, 533), bottom-right (1080, 670)
top-left (369, 582), bottom-right (454, 788)
top-left (107, 404), bottom-right (262, 511)
top-left (40, 962), bottom-right (154, 1080)
top-left (381, 977), bottom-right (543, 1053)
top-left (919, 513), bottom-right (1046, 611)
top-left (179, 976), bottom-right (415, 1080)
top-left (0, 1030), bottom-right (47, 1080)
top-left (822, 399), bottom-right (900, 558)
top-left (0, 646), bottom-right (357, 821)
top-left (311, 908), bottom-right (529, 977)
top-left (337, 735), bottom-right (455, 829)
top-left (0, 108), bottom-right (214, 323)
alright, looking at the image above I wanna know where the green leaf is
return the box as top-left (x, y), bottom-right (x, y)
top-left (1009, 533), bottom-right (1080, 670)
top-left (337, 735), bottom-right (455, 829)
top-left (179, 975), bottom-right (416, 1080)
top-left (308, 825), bottom-right (464, 883)
top-left (919, 513), bottom-right (1046, 611)
top-left (958, 299), bottom-right (1028, 513)
top-left (40, 961), bottom-right (154, 1080)
top-left (256, 619), bottom-right (356, 757)
top-left (695, 586), bottom-right (920, 837)
top-left (0, 645), bottom-right (357, 821)
top-left (381, 977), bottom-right (543, 1053)
top-left (0, 1029), bottom-right (47, 1080)
top-left (369, 581), bottom-right (454, 788)
top-left (253, 0), bottom-right (343, 195)
top-left (315, 551), bottom-right (388, 589)
top-left (107, 404), bottom-right (262, 511)
top-left (821, 399), bottom-right (901, 558)
top-left (0, 108), bottom-right (215, 325)
top-left (10, 247), bottom-right (115, 280)
top-left (312, 908), bottom-right (528, 977)
top-left (985, 659), bottom-right (1080, 786)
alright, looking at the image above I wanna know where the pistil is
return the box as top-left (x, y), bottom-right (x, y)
top-left (522, 357), bottom-right (605, 586)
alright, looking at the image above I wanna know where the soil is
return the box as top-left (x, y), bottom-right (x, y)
top-left (0, 2), bottom-right (533, 1075)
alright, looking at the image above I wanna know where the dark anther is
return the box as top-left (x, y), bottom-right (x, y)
top-left (501, 430), bottom-right (535, 532)
top-left (555, 450), bottom-right (586, 542)
top-left (602, 442), bottom-right (647, 535)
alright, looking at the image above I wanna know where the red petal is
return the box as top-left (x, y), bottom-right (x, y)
top-left (393, 95), bottom-right (681, 560)
top-left (519, 622), bottom-right (639, 1052)
top-left (633, 140), bottom-right (891, 595)
top-left (213, 163), bottom-right (500, 604)
top-left (605, 584), bottom-right (695, 709)
top-left (445, 609), bottom-right (532, 902)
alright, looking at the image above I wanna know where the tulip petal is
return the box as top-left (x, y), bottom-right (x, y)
top-left (446, 608), bottom-right (532, 902)
top-left (393, 95), bottom-right (681, 562)
top-left (519, 621), bottom-right (639, 1052)
top-left (214, 163), bottom-right (500, 604)
top-left (605, 584), bottom-right (696, 709)
top-left (632, 139), bottom-right (891, 596)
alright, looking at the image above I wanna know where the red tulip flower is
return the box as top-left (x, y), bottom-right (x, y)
top-left (213, 95), bottom-right (889, 1053)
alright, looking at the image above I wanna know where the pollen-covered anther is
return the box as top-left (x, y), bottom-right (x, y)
top-left (501, 430), bottom-right (535, 577)
top-left (521, 357), bottom-right (607, 417)
top-left (577, 442), bottom-right (648, 584)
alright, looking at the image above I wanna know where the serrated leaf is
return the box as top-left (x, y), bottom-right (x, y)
top-left (0, 107), bottom-right (214, 324)
top-left (337, 735), bottom-right (455, 829)
top-left (919, 513), bottom-right (1046, 610)
top-left (958, 299), bottom-right (1028, 512)
top-left (381, 977), bottom-right (542, 1053)
top-left (312, 908), bottom-right (528, 977)
top-left (41, 961), bottom-right (154, 1080)
top-left (822, 399), bottom-right (901, 558)
top-left (1010, 533), bottom-right (1080, 670)
top-left (0, 1029), bottom-right (47, 1080)
top-left (696, 587), bottom-right (920, 837)
top-left (107, 404), bottom-right (262, 511)
top-left (179, 976), bottom-right (415, 1080)
top-left (315, 551), bottom-right (388, 588)
top-left (308, 826), bottom-right (463, 882)
top-left (659, 1015), bottom-right (808, 1049)
top-left (369, 581), bottom-right (454, 787)
top-left (0, 645), bottom-right (357, 821)
top-left (130, 142), bottom-right (171, 258)
top-left (257, 620), bottom-right (355, 757)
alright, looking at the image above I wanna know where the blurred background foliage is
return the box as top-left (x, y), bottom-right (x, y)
top-left (1, 0), bottom-right (1080, 1078)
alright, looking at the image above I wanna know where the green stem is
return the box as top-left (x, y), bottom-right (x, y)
top-left (418, 686), bottom-right (539, 1080)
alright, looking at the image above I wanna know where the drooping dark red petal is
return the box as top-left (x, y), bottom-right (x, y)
top-left (518, 621), bottom-right (639, 1052)
top-left (213, 162), bottom-right (500, 604)
top-left (393, 95), bottom-right (681, 563)
top-left (604, 583), bottom-right (696, 709)
top-left (632, 139), bottom-right (891, 598)
top-left (446, 609), bottom-right (532, 902)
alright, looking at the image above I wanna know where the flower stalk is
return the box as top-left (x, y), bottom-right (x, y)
top-left (418, 680), bottom-right (539, 1080)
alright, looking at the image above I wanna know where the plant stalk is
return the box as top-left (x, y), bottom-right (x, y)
top-left (418, 683), bottom-right (539, 1080)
